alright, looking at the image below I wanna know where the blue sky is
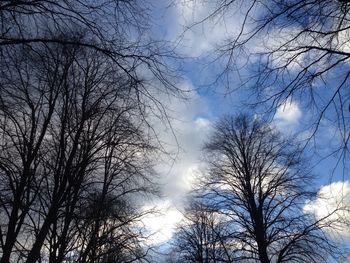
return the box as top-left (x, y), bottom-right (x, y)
top-left (140, 0), bottom-right (350, 252)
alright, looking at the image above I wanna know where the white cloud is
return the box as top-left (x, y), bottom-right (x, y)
top-left (194, 117), bottom-right (211, 129)
top-left (337, 29), bottom-right (350, 53)
top-left (171, 0), bottom-right (244, 57)
top-left (152, 82), bottom-right (212, 204)
top-left (141, 201), bottom-right (184, 245)
top-left (274, 98), bottom-right (302, 130)
top-left (159, 113), bottom-right (211, 203)
top-left (304, 181), bottom-right (350, 238)
top-left (141, 80), bottom-right (212, 244)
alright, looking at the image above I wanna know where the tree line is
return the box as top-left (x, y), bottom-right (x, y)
top-left (0, 1), bottom-right (179, 262)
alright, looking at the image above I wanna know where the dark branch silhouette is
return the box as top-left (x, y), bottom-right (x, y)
top-left (192, 114), bottom-right (342, 262)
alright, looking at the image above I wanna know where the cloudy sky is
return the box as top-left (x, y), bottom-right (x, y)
top-left (140, 0), bottom-right (350, 251)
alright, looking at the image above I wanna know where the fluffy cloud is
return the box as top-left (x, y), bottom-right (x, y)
top-left (337, 29), bottom-right (350, 53)
top-left (141, 201), bottom-right (184, 245)
top-left (141, 81), bottom-right (212, 244)
top-left (153, 83), bottom-right (212, 203)
top-left (274, 98), bottom-right (302, 130)
top-left (170, 0), bottom-right (246, 57)
top-left (304, 181), bottom-right (350, 238)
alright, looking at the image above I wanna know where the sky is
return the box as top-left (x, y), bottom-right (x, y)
top-left (139, 0), bottom-right (350, 255)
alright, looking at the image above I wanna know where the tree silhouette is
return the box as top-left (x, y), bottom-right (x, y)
top-left (0, 1), bottom-right (183, 262)
top-left (198, 114), bottom-right (340, 262)
top-left (173, 202), bottom-right (234, 263)
top-left (0, 39), bottom-right (160, 263)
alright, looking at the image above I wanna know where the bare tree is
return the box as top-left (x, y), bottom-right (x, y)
top-left (0, 42), bottom-right (73, 263)
top-left (68, 192), bottom-right (151, 263)
top-left (0, 38), bottom-right (160, 262)
top-left (172, 201), bottom-right (234, 263)
top-left (0, 1), bottom-right (185, 262)
top-left (199, 114), bottom-right (341, 263)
